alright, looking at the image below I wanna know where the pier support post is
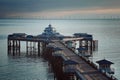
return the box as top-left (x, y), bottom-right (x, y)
top-left (26, 41), bottom-right (38, 56)
top-left (78, 39), bottom-right (94, 58)
top-left (79, 40), bottom-right (82, 48)
top-left (38, 42), bottom-right (41, 56)
top-left (33, 42), bottom-right (36, 55)
top-left (13, 40), bottom-right (15, 56)
top-left (30, 42), bottom-right (32, 55)
top-left (66, 73), bottom-right (77, 80)
top-left (18, 40), bottom-right (20, 56)
top-left (90, 40), bottom-right (93, 54)
top-left (26, 41), bottom-right (28, 55)
top-left (42, 42), bottom-right (47, 54)
top-left (16, 40), bottom-right (20, 55)
top-left (92, 40), bottom-right (98, 51)
top-left (8, 39), bottom-right (21, 56)
top-left (8, 39), bottom-right (12, 55)
top-left (26, 41), bottom-right (32, 56)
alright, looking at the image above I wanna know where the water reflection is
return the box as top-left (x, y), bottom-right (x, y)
top-left (1, 53), bottom-right (54, 80)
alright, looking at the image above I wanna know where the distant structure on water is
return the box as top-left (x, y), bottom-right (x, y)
top-left (37, 24), bottom-right (63, 39)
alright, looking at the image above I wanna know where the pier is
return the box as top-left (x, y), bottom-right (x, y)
top-left (8, 35), bottom-right (47, 56)
top-left (7, 24), bottom-right (117, 80)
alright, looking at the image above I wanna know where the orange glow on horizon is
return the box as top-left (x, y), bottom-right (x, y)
top-left (8, 8), bottom-right (120, 18)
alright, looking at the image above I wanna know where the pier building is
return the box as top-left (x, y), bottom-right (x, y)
top-left (7, 24), bottom-right (117, 80)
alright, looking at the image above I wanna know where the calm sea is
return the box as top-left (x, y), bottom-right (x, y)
top-left (0, 19), bottom-right (120, 80)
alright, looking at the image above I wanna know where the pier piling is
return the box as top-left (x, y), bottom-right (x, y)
top-left (7, 25), bottom-right (117, 80)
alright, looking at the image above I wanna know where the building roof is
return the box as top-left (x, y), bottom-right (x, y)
top-left (46, 45), bottom-right (54, 48)
top-left (53, 53), bottom-right (68, 61)
top-left (43, 39), bottom-right (54, 43)
top-left (96, 59), bottom-right (114, 65)
top-left (74, 33), bottom-right (92, 37)
top-left (54, 47), bottom-right (63, 51)
top-left (40, 24), bottom-right (63, 38)
top-left (64, 60), bottom-right (78, 65)
top-left (64, 66), bottom-right (76, 73)
top-left (77, 47), bottom-right (87, 51)
top-left (74, 33), bottom-right (93, 40)
top-left (9, 33), bottom-right (27, 38)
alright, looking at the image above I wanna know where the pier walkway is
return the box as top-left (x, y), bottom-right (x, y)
top-left (51, 41), bottom-right (110, 80)
top-left (7, 24), bottom-right (117, 80)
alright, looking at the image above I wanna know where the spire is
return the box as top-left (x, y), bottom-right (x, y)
top-left (48, 24), bottom-right (52, 27)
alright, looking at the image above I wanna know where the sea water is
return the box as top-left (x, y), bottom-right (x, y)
top-left (0, 19), bottom-right (120, 80)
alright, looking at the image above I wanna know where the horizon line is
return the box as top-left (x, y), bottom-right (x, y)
top-left (0, 17), bottom-right (120, 20)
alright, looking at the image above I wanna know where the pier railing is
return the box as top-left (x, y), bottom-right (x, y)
top-left (60, 40), bottom-right (117, 80)
top-left (7, 33), bottom-right (118, 80)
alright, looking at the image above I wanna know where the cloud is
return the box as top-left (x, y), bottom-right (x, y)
top-left (6, 8), bottom-right (120, 19)
top-left (0, 0), bottom-right (120, 18)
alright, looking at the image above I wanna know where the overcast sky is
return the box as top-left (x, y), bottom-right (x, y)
top-left (0, 0), bottom-right (120, 19)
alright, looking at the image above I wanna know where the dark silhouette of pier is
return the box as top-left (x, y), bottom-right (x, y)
top-left (7, 24), bottom-right (117, 80)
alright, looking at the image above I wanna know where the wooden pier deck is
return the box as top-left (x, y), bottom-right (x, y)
top-left (8, 37), bottom-right (115, 80)
top-left (7, 31), bottom-right (116, 80)
top-left (51, 41), bottom-right (110, 80)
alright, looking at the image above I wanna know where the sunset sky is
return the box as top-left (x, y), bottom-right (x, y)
top-left (0, 0), bottom-right (120, 19)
